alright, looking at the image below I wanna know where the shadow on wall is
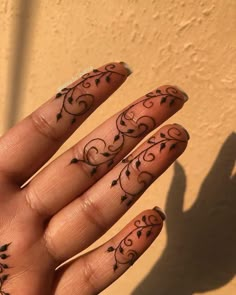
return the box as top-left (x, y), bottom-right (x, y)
top-left (132, 133), bottom-right (236, 295)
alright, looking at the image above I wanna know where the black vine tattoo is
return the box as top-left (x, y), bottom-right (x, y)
top-left (55, 64), bottom-right (124, 124)
top-left (70, 87), bottom-right (185, 175)
top-left (111, 126), bottom-right (187, 206)
top-left (0, 243), bottom-right (10, 295)
top-left (107, 214), bottom-right (162, 271)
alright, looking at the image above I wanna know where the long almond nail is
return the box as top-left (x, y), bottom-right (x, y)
top-left (119, 61), bottom-right (133, 76)
top-left (153, 206), bottom-right (167, 220)
top-left (174, 85), bottom-right (189, 102)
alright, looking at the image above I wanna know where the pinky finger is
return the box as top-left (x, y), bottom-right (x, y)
top-left (53, 207), bottom-right (165, 295)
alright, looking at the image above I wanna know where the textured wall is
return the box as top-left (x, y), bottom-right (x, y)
top-left (0, 0), bottom-right (236, 294)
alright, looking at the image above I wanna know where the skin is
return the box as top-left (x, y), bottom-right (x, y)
top-left (0, 62), bottom-right (189, 295)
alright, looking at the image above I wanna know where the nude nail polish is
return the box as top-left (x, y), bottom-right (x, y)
top-left (153, 206), bottom-right (167, 221)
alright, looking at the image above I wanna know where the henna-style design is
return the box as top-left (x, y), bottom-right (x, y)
top-left (107, 214), bottom-right (161, 271)
top-left (0, 243), bottom-right (10, 295)
top-left (70, 87), bottom-right (185, 175)
top-left (111, 126), bottom-right (187, 206)
top-left (55, 64), bottom-right (125, 124)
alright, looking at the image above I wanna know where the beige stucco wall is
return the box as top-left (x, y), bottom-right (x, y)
top-left (1, 0), bottom-right (235, 294)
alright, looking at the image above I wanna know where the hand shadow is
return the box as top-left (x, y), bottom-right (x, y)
top-left (132, 133), bottom-right (236, 295)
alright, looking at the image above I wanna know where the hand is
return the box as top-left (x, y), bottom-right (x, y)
top-left (133, 133), bottom-right (236, 295)
top-left (0, 62), bottom-right (189, 295)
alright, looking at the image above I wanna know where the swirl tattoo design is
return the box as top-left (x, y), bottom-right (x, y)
top-left (55, 64), bottom-right (125, 124)
top-left (0, 243), bottom-right (10, 295)
top-left (70, 87), bottom-right (184, 175)
top-left (111, 127), bottom-right (187, 206)
top-left (107, 214), bottom-right (161, 271)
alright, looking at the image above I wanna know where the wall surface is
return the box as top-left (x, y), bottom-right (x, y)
top-left (0, 0), bottom-right (235, 294)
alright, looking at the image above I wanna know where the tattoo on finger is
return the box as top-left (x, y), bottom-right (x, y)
top-left (0, 243), bottom-right (11, 295)
top-left (70, 86), bottom-right (186, 176)
top-left (106, 211), bottom-right (163, 271)
top-left (111, 126), bottom-right (188, 206)
top-left (55, 64), bottom-right (125, 124)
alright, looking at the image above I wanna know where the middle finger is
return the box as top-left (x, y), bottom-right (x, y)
top-left (24, 85), bottom-right (188, 216)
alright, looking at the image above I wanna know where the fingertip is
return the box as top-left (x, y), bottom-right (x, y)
top-left (153, 206), bottom-right (167, 221)
top-left (119, 61), bottom-right (133, 77)
top-left (172, 123), bottom-right (190, 140)
top-left (173, 85), bottom-right (189, 102)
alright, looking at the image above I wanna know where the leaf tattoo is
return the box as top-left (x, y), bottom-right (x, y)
top-left (111, 126), bottom-right (187, 206)
top-left (0, 243), bottom-right (11, 295)
top-left (107, 214), bottom-right (162, 271)
top-left (70, 87), bottom-right (185, 177)
top-left (55, 63), bottom-right (124, 124)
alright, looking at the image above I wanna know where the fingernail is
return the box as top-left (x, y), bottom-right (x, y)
top-left (173, 123), bottom-right (190, 140)
top-left (174, 86), bottom-right (189, 102)
top-left (153, 206), bottom-right (166, 221)
top-left (119, 61), bottom-right (133, 76)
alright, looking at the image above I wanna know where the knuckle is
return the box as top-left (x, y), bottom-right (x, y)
top-left (123, 110), bottom-right (140, 129)
top-left (80, 196), bottom-right (108, 235)
top-left (30, 111), bottom-right (60, 142)
top-left (82, 258), bottom-right (99, 294)
top-left (43, 226), bottom-right (60, 263)
top-left (71, 145), bottom-right (101, 181)
top-left (24, 185), bottom-right (50, 218)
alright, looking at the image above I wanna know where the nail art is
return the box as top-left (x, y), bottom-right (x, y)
top-left (70, 86), bottom-right (186, 175)
top-left (111, 126), bottom-right (187, 206)
top-left (107, 214), bottom-right (162, 271)
top-left (55, 64), bottom-right (125, 124)
top-left (0, 243), bottom-right (10, 295)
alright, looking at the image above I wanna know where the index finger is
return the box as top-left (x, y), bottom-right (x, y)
top-left (0, 62), bottom-right (130, 186)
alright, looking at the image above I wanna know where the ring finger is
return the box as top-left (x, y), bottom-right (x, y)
top-left (45, 123), bottom-right (189, 262)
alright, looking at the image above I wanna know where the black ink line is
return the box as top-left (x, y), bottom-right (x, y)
top-left (55, 64), bottom-right (124, 124)
top-left (0, 243), bottom-right (11, 295)
top-left (111, 127), bottom-right (186, 206)
top-left (70, 87), bottom-right (184, 176)
top-left (107, 214), bottom-right (161, 271)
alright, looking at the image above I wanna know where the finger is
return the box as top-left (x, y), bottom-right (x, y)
top-left (0, 62), bottom-right (130, 185)
top-left (53, 207), bottom-right (165, 295)
top-left (45, 124), bottom-right (189, 262)
top-left (25, 86), bottom-right (188, 216)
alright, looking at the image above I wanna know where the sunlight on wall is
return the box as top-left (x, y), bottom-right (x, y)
top-left (0, 0), bottom-right (235, 294)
